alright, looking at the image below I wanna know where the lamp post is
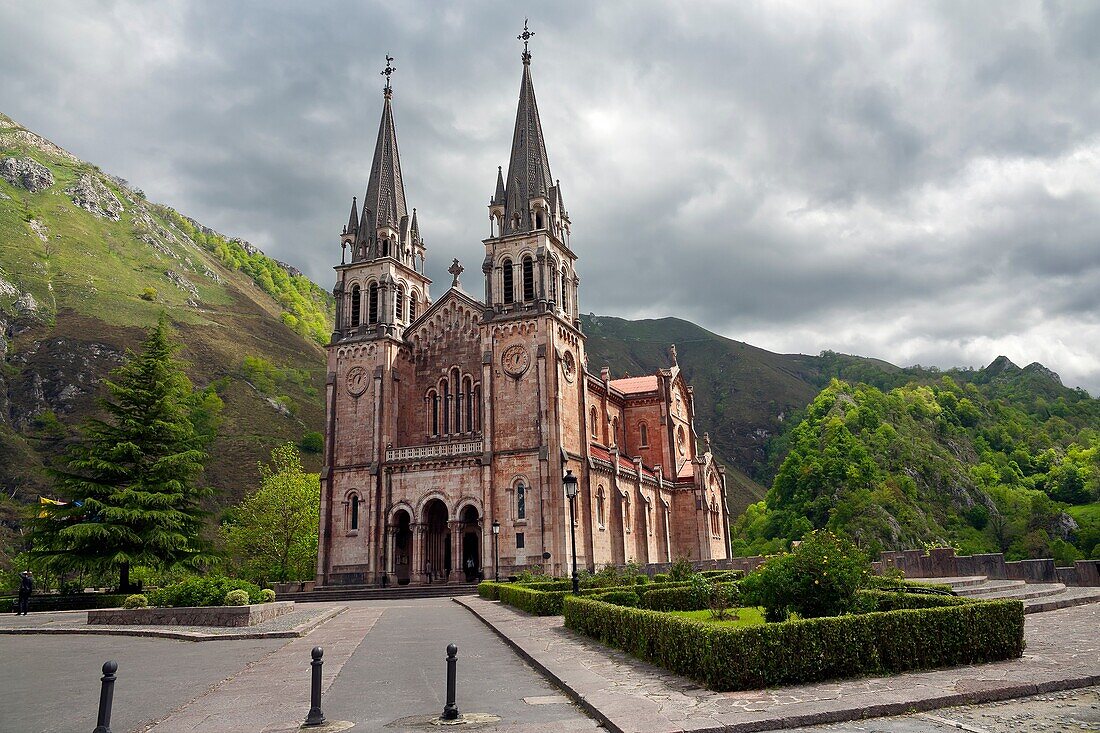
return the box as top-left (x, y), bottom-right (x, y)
top-left (492, 519), bottom-right (500, 582)
top-left (564, 469), bottom-right (579, 594)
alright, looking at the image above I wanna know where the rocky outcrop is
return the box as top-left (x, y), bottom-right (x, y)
top-left (166, 269), bottom-right (200, 306)
top-left (65, 173), bottom-right (124, 221)
top-left (0, 156), bottom-right (54, 192)
top-left (5, 337), bottom-right (124, 428)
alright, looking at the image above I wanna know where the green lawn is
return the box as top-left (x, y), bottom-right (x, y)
top-left (667, 607), bottom-right (766, 628)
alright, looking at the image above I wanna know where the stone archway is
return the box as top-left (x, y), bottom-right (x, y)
top-left (459, 505), bottom-right (481, 582)
top-left (422, 498), bottom-right (449, 583)
top-left (393, 509), bottom-right (413, 585)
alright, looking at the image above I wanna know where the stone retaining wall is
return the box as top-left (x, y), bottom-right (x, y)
top-left (877, 548), bottom-right (1100, 587)
top-left (87, 601), bottom-right (295, 627)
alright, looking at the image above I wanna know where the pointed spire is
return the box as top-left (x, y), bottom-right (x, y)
top-left (502, 35), bottom-right (553, 235)
top-left (362, 56), bottom-right (408, 235)
top-left (345, 196), bottom-right (359, 236)
top-left (492, 166), bottom-right (506, 205)
top-left (410, 208), bottom-right (420, 241)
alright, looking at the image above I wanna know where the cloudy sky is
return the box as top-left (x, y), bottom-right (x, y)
top-left (2, 1), bottom-right (1099, 392)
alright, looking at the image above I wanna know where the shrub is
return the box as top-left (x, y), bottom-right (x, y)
top-left (855, 590), bottom-right (971, 612)
top-left (740, 530), bottom-right (869, 621)
top-left (260, 589), bottom-right (276, 603)
top-left (653, 573), bottom-right (670, 583)
top-left (594, 590), bottom-right (640, 607)
top-left (123, 594), bottom-right (148, 609)
top-left (563, 595), bottom-right (1025, 691)
top-left (864, 575), bottom-right (955, 595)
top-left (641, 581), bottom-right (739, 612)
top-left (139, 287), bottom-right (157, 302)
top-left (669, 557), bottom-right (694, 581)
top-left (224, 589), bottom-right (250, 606)
top-left (300, 431), bottom-right (324, 454)
top-left (150, 575), bottom-right (262, 607)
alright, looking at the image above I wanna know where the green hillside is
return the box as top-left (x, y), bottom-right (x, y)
top-left (732, 368), bottom-right (1100, 562)
top-left (0, 112), bottom-right (333, 560)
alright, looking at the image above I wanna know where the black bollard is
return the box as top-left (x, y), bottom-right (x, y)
top-left (303, 646), bottom-right (326, 727)
top-left (92, 660), bottom-right (117, 733)
top-left (442, 643), bottom-right (459, 720)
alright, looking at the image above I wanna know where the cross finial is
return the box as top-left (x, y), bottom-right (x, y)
top-left (518, 19), bottom-right (534, 64)
top-left (448, 258), bottom-right (464, 288)
top-left (381, 54), bottom-right (396, 98)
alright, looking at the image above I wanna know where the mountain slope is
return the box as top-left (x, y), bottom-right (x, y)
top-left (0, 113), bottom-right (332, 536)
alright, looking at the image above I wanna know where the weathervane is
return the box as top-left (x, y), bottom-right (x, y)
top-left (381, 55), bottom-right (396, 97)
top-left (518, 19), bottom-right (534, 63)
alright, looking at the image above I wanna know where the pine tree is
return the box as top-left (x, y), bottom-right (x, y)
top-left (32, 317), bottom-right (219, 590)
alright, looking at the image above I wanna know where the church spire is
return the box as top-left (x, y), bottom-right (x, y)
top-left (359, 55), bottom-right (408, 252)
top-left (344, 196), bottom-right (358, 237)
top-left (492, 166), bottom-right (506, 206)
top-left (502, 21), bottom-right (554, 235)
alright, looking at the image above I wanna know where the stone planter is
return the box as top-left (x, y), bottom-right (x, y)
top-left (87, 601), bottom-right (295, 627)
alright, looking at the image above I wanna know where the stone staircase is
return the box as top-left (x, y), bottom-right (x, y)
top-left (286, 582), bottom-right (479, 604)
top-left (908, 575), bottom-right (1100, 613)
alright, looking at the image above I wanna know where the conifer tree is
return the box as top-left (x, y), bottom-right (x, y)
top-left (32, 317), bottom-right (219, 590)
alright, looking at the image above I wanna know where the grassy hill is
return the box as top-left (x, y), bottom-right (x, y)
top-left (0, 112), bottom-right (333, 570)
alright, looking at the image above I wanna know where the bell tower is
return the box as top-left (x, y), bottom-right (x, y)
top-left (482, 21), bottom-right (576, 326)
top-left (333, 56), bottom-right (431, 343)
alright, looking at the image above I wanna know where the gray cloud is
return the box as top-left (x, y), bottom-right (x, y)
top-left (2, 0), bottom-right (1098, 392)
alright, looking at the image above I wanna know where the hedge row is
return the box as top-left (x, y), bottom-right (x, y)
top-left (479, 580), bottom-right (698, 615)
top-left (857, 589), bottom-right (972, 612)
top-left (640, 582), bottom-right (740, 612)
top-left (865, 576), bottom-right (955, 595)
top-left (563, 595), bottom-right (1024, 691)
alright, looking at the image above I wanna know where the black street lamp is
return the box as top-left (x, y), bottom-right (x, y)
top-left (564, 469), bottom-right (579, 594)
top-left (492, 519), bottom-right (500, 582)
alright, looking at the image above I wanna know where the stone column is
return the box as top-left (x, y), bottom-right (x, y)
top-left (411, 523), bottom-right (423, 585)
top-left (449, 520), bottom-right (462, 582)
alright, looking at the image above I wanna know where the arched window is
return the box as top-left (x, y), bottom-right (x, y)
top-left (451, 368), bottom-right (462, 433)
top-left (597, 486), bottom-right (605, 527)
top-left (395, 285), bottom-right (405, 323)
top-left (368, 282), bottom-right (379, 324)
top-left (549, 261), bottom-right (558, 302)
top-left (561, 270), bottom-right (569, 314)
top-left (350, 494), bottom-right (360, 531)
top-left (463, 377), bottom-right (473, 434)
top-left (428, 390), bottom-right (439, 436)
top-left (442, 381), bottom-right (451, 435)
top-left (502, 258), bottom-right (514, 304)
top-left (639, 423), bottom-right (649, 448)
top-left (611, 417), bottom-right (619, 447)
top-left (382, 238), bottom-right (390, 258)
top-left (676, 425), bottom-right (686, 455)
top-left (409, 291), bottom-right (418, 322)
top-left (516, 482), bottom-right (527, 520)
top-left (590, 407), bottom-right (599, 438)
top-left (623, 495), bottom-right (631, 529)
top-left (535, 211), bottom-right (544, 229)
top-left (522, 255), bottom-right (535, 301)
top-left (474, 384), bottom-right (482, 431)
top-left (350, 284), bottom-right (361, 327)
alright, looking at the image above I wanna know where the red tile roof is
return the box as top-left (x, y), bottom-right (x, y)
top-left (589, 444), bottom-right (659, 480)
top-left (610, 375), bottom-right (659, 395)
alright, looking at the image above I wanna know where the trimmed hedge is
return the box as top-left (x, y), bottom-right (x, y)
top-left (594, 590), bottom-right (641, 607)
top-left (150, 576), bottom-right (262, 608)
top-left (857, 589), bottom-right (971, 612)
top-left (865, 575), bottom-right (955, 595)
top-left (640, 582), bottom-right (739, 612)
top-left (479, 580), bottom-right (694, 615)
top-left (564, 595), bottom-right (1024, 691)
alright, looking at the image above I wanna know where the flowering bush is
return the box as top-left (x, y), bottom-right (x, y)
top-left (224, 589), bottom-right (250, 606)
top-left (740, 530), bottom-right (869, 621)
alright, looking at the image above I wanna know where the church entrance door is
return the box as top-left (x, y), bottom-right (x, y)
top-left (423, 499), bottom-right (449, 583)
top-left (393, 510), bottom-right (412, 585)
top-left (460, 505), bottom-right (481, 582)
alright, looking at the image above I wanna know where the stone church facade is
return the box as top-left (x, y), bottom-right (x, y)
top-left (316, 42), bottom-right (730, 586)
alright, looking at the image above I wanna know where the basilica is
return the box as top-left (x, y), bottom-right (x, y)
top-left (315, 36), bottom-right (730, 586)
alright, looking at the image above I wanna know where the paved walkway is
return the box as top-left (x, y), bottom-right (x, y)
top-left (456, 597), bottom-right (1100, 733)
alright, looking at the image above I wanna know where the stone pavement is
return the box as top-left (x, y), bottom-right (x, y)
top-left (0, 602), bottom-right (345, 641)
top-left (456, 596), bottom-right (1100, 733)
top-left (0, 598), bottom-right (598, 732)
top-left (786, 686), bottom-right (1100, 731)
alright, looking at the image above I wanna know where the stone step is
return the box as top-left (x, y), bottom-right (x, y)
top-left (954, 579), bottom-right (1027, 596)
top-left (289, 584), bottom-right (479, 603)
top-left (1024, 586), bottom-right (1100, 613)
top-left (905, 575), bottom-right (988, 589)
top-left (968, 582), bottom-right (1066, 601)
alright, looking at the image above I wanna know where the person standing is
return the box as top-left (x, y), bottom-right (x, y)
top-left (16, 570), bottom-right (33, 616)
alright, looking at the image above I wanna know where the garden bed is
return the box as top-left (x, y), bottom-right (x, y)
top-left (87, 601), bottom-right (295, 627)
top-left (562, 593), bottom-right (1025, 691)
